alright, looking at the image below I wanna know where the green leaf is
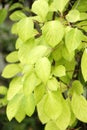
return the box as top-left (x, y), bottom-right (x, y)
top-left (71, 92), bottom-right (87, 123)
top-left (23, 73), bottom-right (41, 96)
top-left (0, 86), bottom-right (7, 95)
top-left (81, 49), bottom-right (87, 81)
top-left (7, 77), bottom-right (23, 100)
top-left (34, 84), bottom-right (45, 104)
top-left (18, 39), bottom-right (34, 64)
top-left (16, 38), bottom-right (23, 49)
top-left (24, 94), bottom-right (35, 117)
top-left (80, 13), bottom-right (87, 21)
top-left (11, 23), bottom-right (18, 34)
top-left (52, 44), bottom-right (62, 61)
top-left (9, 3), bottom-right (23, 11)
top-left (45, 121), bottom-right (60, 130)
top-left (44, 91), bottom-right (63, 120)
top-left (53, 65), bottom-right (66, 77)
top-left (2, 64), bottom-right (21, 78)
top-left (62, 45), bottom-right (74, 61)
top-left (26, 45), bottom-right (50, 64)
top-left (42, 20), bottom-right (64, 47)
top-left (35, 57), bottom-right (51, 84)
top-left (32, 0), bottom-right (49, 21)
top-left (6, 51), bottom-right (19, 63)
top-left (10, 11), bottom-right (26, 21)
top-left (56, 100), bottom-right (71, 130)
top-left (37, 95), bottom-right (50, 123)
top-left (73, 0), bottom-right (87, 12)
top-left (67, 99), bottom-right (76, 127)
top-left (66, 9), bottom-right (80, 23)
top-left (69, 80), bottom-right (84, 96)
top-left (65, 28), bottom-right (82, 52)
top-left (18, 42), bottom-right (49, 64)
top-left (50, 0), bottom-right (69, 13)
top-left (47, 77), bottom-right (60, 91)
top-left (0, 9), bottom-right (7, 24)
top-left (6, 94), bottom-right (24, 121)
top-left (17, 18), bottom-right (34, 42)
top-left (15, 98), bottom-right (25, 122)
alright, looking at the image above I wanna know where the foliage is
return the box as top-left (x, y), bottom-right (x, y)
top-left (1, 0), bottom-right (87, 130)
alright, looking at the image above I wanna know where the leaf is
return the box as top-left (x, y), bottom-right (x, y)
top-left (53, 65), bottom-right (66, 77)
top-left (67, 98), bottom-right (76, 127)
top-left (73, 0), bottom-right (87, 12)
top-left (10, 11), bottom-right (26, 21)
top-left (6, 51), bottom-right (19, 63)
top-left (69, 80), bottom-right (84, 96)
top-left (34, 84), bottom-right (45, 104)
top-left (18, 39), bottom-right (34, 64)
top-left (80, 13), bottom-right (87, 21)
top-left (44, 91), bottom-right (63, 120)
top-left (71, 92), bottom-right (87, 123)
top-left (62, 45), bottom-right (74, 61)
top-left (52, 44), bottom-right (62, 61)
top-left (50, 0), bottom-right (69, 13)
top-left (9, 3), bottom-right (23, 11)
top-left (6, 94), bottom-right (23, 121)
top-left (7, 77), bottom-right (23, 100)
top-left (42, 20), bottom-right (64, 47)
top-left (0, 86), bottom-right (7, 95)
top-left (0, 9), bottom-right (7, 24)
top-left (81, 49), bottom-right (87, 81)
top-left (26, 45), bottom-right (49, 64)
top-left (66, 9), bottom-right (80, 23)
top-left (32, 0), bottom-right (49, 21)
top-left (23, 73), bottom-right (41, 96)
top-left (45, 121), bottom-right (60, 130)
top-left (2, 64), bottom-right (21, 78)
top-left (35, 57), bottom-right (51, 84)
top-left (11, 23), bottom-right (18, 34)
top-left (24, 94), bottom-right (35, 117)
top-left (17, 17), bottom-right (34, 42)
top-left (47, 77), bottom-right (60, 91)
top-left (65, 28), bottom-right (82, 52)
top-left (37, 95), bottom-right (50, 124)
top-left (15, 98), bottom-right (25, 122)
top-left (56, 100), bottom-right (71, 130)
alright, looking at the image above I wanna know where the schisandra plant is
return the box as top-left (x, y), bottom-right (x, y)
top-left (1, 0), bottom-right (87, 130)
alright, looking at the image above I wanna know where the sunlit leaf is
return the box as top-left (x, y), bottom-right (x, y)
top-left (24, 94), bottom-right (35, 116)
top-left (53, 65), bottom-right (66, 77)
top-left (44, 91), bottom-right (63, 120)
top-left (71, 92), bottom-right (87, 123)
top-left (81, 49), bottom-right (87, 81)
top-left (6, 94), bottom-right (24, 121)
top-left (65, 28), bottom-right (82, 52)
top-left (56, 100), bottom-right (71, 130)
top-left (7, 77), bottom-right (23, 100)
top-left (2, 64), bottom-right (21, 78)
top-left (66, 9), bottom-right (80, 23)
top-left (50, 0), bottom-right (69, 13)
top-left (45, 121), bottom-right (60, 130)
top-left (32, 0), bottom-right (49, 21)
top-left (6, 51), bottom-right (19, 63)
top-left (10, 11), bottom-right (26, 21)
top-left (23, 72), bottom-right (41, 96)
top-left (35, 57), bottom-right (51, 84)
top-left (34, 84), bottom-right (45, 104)
top-left (37, 95), bottom-right (50, 124)
top-left (42, 20), bottom-right (64, 47)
